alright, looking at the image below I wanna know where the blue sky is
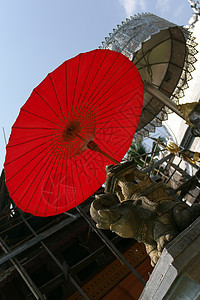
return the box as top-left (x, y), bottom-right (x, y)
top-left (0, 0), bottom-right (194, 169)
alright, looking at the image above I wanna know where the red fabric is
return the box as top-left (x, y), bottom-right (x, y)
top-left (4, 49), bottom-right (143, 216)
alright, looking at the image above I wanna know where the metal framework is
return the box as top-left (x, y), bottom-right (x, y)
top-left (0, 180), bottom-right (147, 299)
top-left (0, 131), bottom-right (199, 299)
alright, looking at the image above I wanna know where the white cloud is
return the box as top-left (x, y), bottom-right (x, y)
top-left (119, 0), bottom-right (147, 16)
top-left (156, 0), bottom-right (171, 15)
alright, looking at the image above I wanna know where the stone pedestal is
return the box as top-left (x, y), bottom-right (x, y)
top-left (140, 216), bottom-right (200, 299)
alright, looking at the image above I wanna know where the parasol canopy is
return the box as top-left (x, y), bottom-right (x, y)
top-left (4, 49), bottom-right (143, 216)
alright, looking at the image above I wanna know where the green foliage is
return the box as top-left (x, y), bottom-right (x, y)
top-left (128, 140), bottom-right (148, 167)
top-left (128, 136), bottom-right (167, 170)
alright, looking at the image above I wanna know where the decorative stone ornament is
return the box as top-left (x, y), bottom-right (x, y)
top-left (90, 161), bottom-right (200, 266)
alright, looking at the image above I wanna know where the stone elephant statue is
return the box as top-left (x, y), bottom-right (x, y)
top-left (90, 161), bottom-right (200, 266)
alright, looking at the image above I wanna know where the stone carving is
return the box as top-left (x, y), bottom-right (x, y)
top-left (90, 161), bottom-right (200, 266)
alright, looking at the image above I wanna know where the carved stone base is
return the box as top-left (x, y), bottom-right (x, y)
top-left (140, 216), bottom-right (200, 299)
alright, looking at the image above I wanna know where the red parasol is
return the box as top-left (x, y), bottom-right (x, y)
top-left (4, 49), bottom-right (143, 216)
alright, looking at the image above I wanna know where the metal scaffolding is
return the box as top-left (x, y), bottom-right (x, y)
top-left (0, 129), bottom-right (199, 299)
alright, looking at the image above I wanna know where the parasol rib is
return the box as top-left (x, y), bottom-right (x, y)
top-left (33, 89), bottom-right (65, 125)
top-left (72, 50), bottom-right (98, 119)
top-left (48, 74), bottom-right (67, 123)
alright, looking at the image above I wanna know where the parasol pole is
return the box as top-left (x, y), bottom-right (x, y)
top-left (74, 133), bottom-right (120, 164)
top-left (87, 140), bottom-right (120, 164)
top-left (143, 81), bottom-right (185, 119)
